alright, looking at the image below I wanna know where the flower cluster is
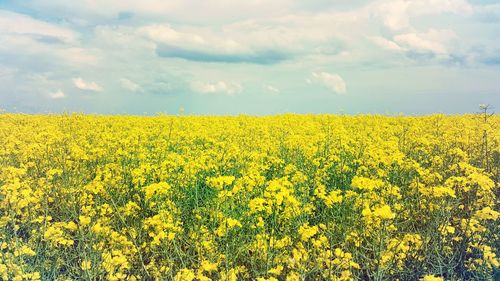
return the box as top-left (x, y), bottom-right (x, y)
top-left (0, 114), bottom-right (498, 280)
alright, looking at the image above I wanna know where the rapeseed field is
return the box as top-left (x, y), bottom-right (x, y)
top-left (0, 114), bottom-right (498, 280)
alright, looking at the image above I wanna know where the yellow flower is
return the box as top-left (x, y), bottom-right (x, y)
top-left (14, 245), bottom-right (36, 257)
top-left (200, 260), bottom-right (217, 273)
top-left (351, 176), bottom-right (385, 191)
top-left (373, 205), bottom-right (395, 220)
top-left (249, 197), bottom-right (268, 213)
top-left (257, 278), bottom-right (278, 281)
top-left (79, 215), bottom-right (91, 226)
top-left (286, 271), bottom-right (300, 281)
top-left (215, 217), bottom-right (242, 237)
top-left (268, 265), bottom-right (283, 275)
top-left (206, 175), bottom-right (235, 190)
top-left (474, 207), bottom-right (499, 220)
top-left (422, 275), bottom-right (444, 281)
top-left (123, 201), bottom-right (141, 217)
top-left (2, 113), bottom-right (499, 280)
top-left (64, 221), bottom-right (78, 231)
top-left (44, 224), bottom-right (74, 247)
top-left (174, 268), bottom-right (195, 281)
top-left (143, 182), bottom-right (172, 200)
top-left (81, 260), bottom-right (91, 270)
top-left (298, 223), bottom-right (318, 241)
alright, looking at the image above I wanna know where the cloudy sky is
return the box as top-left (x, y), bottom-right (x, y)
top-left (0, 0), bottom-right (499, 115)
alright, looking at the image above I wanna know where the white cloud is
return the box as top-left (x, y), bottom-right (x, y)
top-left (375, 1), bottom-right (411, 30)
top-left (5, 0), bottom-right (474, 66)
top-left (0, 1), bottom-right (497, 115)
top-left (48, 89), bottom-right (65, 99)
top-left (27, 0), bottom-right (178, 21)
top-left (139, 24), bottom-right (203, 46)
top-left (0, 11), bottom-right (98, 75)
top-left (369, 36), bottom-right (404, 51)
top-left (138, 24), bottom-right (268, 63)
top-left (137, 13), bottom-right (359, 64)
top-left (0, 67), bottom-right (18, 79)
top-left (106, 0), bottom-right (475, 66)
top-left (191, 81), bottom-right (242, 95)
top-left (373, 0), bottom-right (473, 31)
top-left (132, 0), bottom-right (472, 66)
top-left (310, 72), bottom-right (347, 94)
top-left (394, 29), bottom-right (456, 56)
top-left (367, 29), bottom-right (461, 62)
top-left (264, 85), bottom-right (280, 94)
top-left (73, 77), bottom-right (103, 91)
top-left (0, 10), bottom-right (78, 43)
top-left (474, 3), bottom-right (500, 19)
top-left (27, 0), bottom-right (294, 23)
top-left (59, 48), bottom-right (99, 65)
top-left (120, 78), bottom-right (142, 92)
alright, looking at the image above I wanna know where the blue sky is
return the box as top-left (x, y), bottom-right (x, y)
top-left (0, 0), bottom-right (499, 115)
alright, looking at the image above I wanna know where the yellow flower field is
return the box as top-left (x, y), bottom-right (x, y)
top-left (0, 114), bottom-right (498, 280)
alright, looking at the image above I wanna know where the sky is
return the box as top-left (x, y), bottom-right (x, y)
top-left (0, 0), bottom-right (499, 115)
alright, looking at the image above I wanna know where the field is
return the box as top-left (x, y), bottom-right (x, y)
top-left (0, 114), bottom-right (498, 281)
